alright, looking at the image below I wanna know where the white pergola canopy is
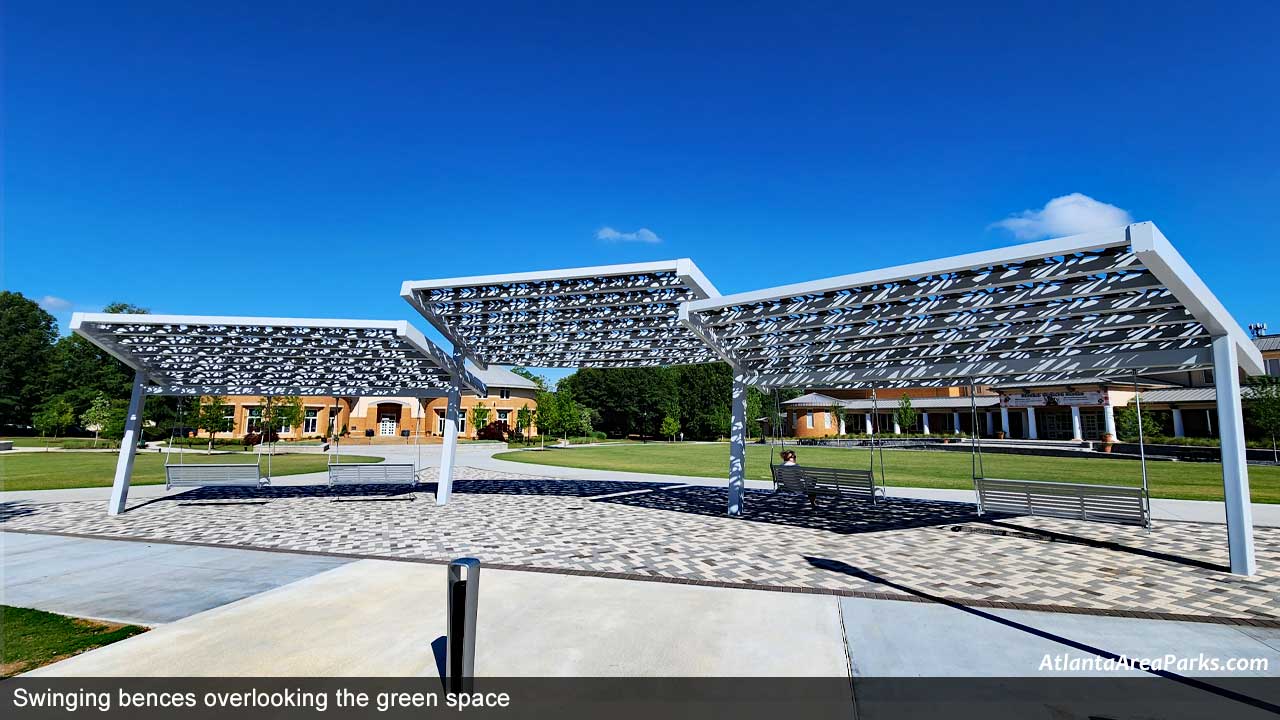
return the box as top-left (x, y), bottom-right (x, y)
top-left (71, 314), bottom-right (484, 397)
top-left (401, 259), bottom-right (720, 369)
top-left (680, 223), bottom-right (1263, 388)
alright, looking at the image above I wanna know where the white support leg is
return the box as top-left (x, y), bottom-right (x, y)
top-left (1213, 335), bottom-right (1256, 575)
top-left (108, 373), bottom-right (148, 515)
top-left (999, 407), bottom-right (1010, 436)
top-left (1104, 404), bottom-right (1117, 438)
top-left (1070, 406), bottom-right (1083, 440)
top-left (727, 373), bottom-right (747, 516)
top-left (1172, 407), bottom-right (1185, 438)
top-left (437, 365), bottom-right (463, 506)
top-left (1026, 408), bottom-right (1038, 440)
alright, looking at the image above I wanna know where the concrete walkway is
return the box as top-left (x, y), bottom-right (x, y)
top-left (1, 531), bottom-right (350, 625)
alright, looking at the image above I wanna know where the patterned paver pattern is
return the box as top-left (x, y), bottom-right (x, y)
top-left (3, 467), bottom-right (1277, 622)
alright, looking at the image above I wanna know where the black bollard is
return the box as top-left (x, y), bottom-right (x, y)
top-left (446, 558), bottom-right (480, 692)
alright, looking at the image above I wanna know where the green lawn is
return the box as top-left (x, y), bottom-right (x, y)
top-left (493, 443), bottom-right (1280, 503)
top-left (2, 605), bottom-right (147, 676)
top-left (0, 451), bottom-right (382, 491)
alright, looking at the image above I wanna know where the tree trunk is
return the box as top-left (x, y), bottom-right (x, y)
top-left (208, 432), bottom-right (215, 455)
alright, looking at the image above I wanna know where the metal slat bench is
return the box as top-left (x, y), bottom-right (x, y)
top-left (772, 464), bottom-right (884, 505)
top-left (165, 464), bottom-right (264, 490)
top-left (975, 477), bottom-right (1150, 528)
top-left (327, 462), bottom-right (418, 487)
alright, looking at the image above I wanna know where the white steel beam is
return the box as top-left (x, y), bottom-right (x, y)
top-left (1213, 335), bottom-right (1256, 575)
top-left (437, 356), bottom-right (464, 506)
top-left (727, 373), bottom-right (747, 516)
top-left (108, 372), bottom-right (148, 516)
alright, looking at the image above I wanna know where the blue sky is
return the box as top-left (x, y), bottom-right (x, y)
top-left (5, 2), bottom-right (1278, 383)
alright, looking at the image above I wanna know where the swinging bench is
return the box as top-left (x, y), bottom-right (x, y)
top-left (968, 374), bottom-right (1152, 529)
top-left (164, 398), bottom-right (266, 490)
top-left (326, 396), bottom-right (421, 488)
top-left (770, 389), bottom-right (886, 506)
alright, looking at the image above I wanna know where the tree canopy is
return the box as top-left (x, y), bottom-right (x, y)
top-left (0, 291), bottom-right (58, 427)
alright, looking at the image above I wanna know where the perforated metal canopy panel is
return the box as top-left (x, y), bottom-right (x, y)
top-left (70, 314), bottom-right (484, 397)
top-left (401, 259), bottom-right (721, 368)
top-left (681, 223), bottom-right (1263, 388)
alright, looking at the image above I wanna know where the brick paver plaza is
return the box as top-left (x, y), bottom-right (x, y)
top-left (3, 467), bottom-right (1277, 625)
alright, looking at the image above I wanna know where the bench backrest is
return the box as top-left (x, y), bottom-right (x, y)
top-left (166, 463), bottom-right (261, 487)
top-left (772, 464), bottom-right (877, 497)
top-left (975, 477), bottom-right (1149, 527)
top-left (328, 462), bottom-right (417, 485)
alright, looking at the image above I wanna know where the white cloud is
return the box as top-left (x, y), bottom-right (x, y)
top-left (990, 193), bottom-right (1133, 240)
top-left (38, 295), bottom-right (73, 312)
top-left (596, 226), bottom-right (662, 244)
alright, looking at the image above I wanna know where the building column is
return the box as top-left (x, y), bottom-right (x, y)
top-left (1213, 335), bottom-right (1256, 575)
top-left (952, 411), bottom-right (961, 434)
top-left (1172, 407), bottom-right (1185, 438)
top-left (108, 372), bottom-right (148, 515)
top-left (727, 373), bottom-right (747, 516)
top-left (1070, 406), bottom-right (1083, 440)
top-left (892, 417), bottom-right (902, 434)
top-left (985, 411), bottom-right (994, 436)
top-left (436, 355), bottom-right (463, 506)
top-left (1025, 408), bottom-right (1038, 440)
top-left (999, 407), bottom-right (1010, 436)
top-left (1104, 404), bottom-right (1117, 438)
top-left (864, 413), bottom-right (873, 435)
top-left (837, 412), bottom-right (845, 435)
top-left (921, 413), bottom-right (930, 435)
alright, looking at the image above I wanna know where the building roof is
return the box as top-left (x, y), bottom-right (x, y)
top-left (1255, 336), bottom-right (1280, 352)
top-left (465, 363), bottom-right (539, 390)
top-left (402, 259), bottom-right (721, 369)
top-left (682, 223), bottom-right (1264, 387)
top-left (70, 313), bottom-right (483, 398)
top-left (783, 392), bottom-right (1000, 410)
top-left (1140, 386), bottom-right (1261, 404)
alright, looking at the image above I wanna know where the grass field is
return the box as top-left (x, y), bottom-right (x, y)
top-left (0, 451), bottom-right (382, 492)
top-left (2, 605), bottom-right (146, 676)
top-left (493, 443), bottom-right (1280, 503)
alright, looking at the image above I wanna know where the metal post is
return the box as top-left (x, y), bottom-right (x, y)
top-left (446, 558), bottom-right (480, 691)
top-left (727, 372), bottom-right (747, 516)
top-left (1133, 371), bottom-right (1150, 500)
top-left (1171, 407), bottom-right (1185, 438)
top-left (438, 357), bottom-right (463, 506)
top-left (1070, 406), bottom-right (1083, 440)
top-left (1212, 335), bottom-right (1256, 575)
top-left (109, 372), bottom-right (148, 515)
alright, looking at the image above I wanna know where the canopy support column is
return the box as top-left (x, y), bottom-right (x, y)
top-left (1104, 403), bottom-right (1117, 439)
top-left (437, 353), bottom-right (464, 506)
top-left (727, 372), bottom-right (747, 516)
top-left (1171, 407), bottom-right (1185, 438)
top-left (108, 372), bottom-right (148, 515)
top-left (1212, 335), bottom-right (1255, 575)
top-left (1026, 408), bottom-right (1038, 440)
top-left (1070, 406), bottom-right (1083, 440)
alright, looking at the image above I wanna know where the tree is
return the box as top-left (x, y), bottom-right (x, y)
top-left (193, 395), bottom-right (233, 453)
top-left (1247, 376), bottom-right (1280, 462)
top-left (894, 394), bottom-right (917, 434)
top-left (43, 302), bottom-right (153, 424)
top-left (1114, 401), bottom-right (1161, 443)
top-left (260, 396), bottom-right (304, 443)
top-left (515, 405), bottom-right (533, 439)
top-left (33, 396), bottom-right (76, 439)
top-left (510, 367), bottom-right (548, 392)
top-left (471, 402), bottom-right (491, 434)
top-left (827, 401), bottom-right (846, 435)
top-left (660, 415), bottom-right (681, 442)
top-left (80, 392), bottom-right (113, 447)
top-left (0, 291), bottom-right (58, 428)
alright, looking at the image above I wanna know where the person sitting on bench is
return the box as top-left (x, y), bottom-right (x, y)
top-left (780, 450), bottom-right (818, 508)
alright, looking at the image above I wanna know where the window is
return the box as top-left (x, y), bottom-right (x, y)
top-left (459, 409), bottom-right (467, 433)
top-left (806, 412), bottom-right (813, 429)
top-left (329, 406), bottom-right (342, 434)
top-left (1202, 369), bottom-right (1215, 385)
top-left (436, 409), bottom-right (446, 434)
top-left (303, 408), bottom-right (319, 434)
top-left (1268, 358), bottom-right (1280, 377)
top-left (500, 388), bottom-right (511, 399)
top-left (245, 407), bottom-right (262, 433)
top-left (823, 412), bottom-right (831, 428)
top-left (222, 406), bottom-right (235, 426)
top-left (497, 410), bottom-right (510, 423)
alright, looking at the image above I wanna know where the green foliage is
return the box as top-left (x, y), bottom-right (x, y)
top-left (1114, 401), bottom-right (1162, 442)
top-left (260, 396), bottom-right (304, 437)
top-left (509, 367), bottom-right (548, 391)
top-left (894, 395), bottom-right (917, 433)
top-left (0, 291), bottom-right (58, 428)
top-left (660, 415), bottom-right (681, 440)
top-left (515, 406), bottom-right (533, 435)
top-left (471, 402), bottom-right (492, 430)
top-left (534, 388), bottom-right (589, 439)
top-left (1247, 376), bottom-right (1280, 459)
top-left (193, 395), bottom-right (234, 447)
top-left (33, 396), bottom-right (76, 437)
top-left (79, 392), bottom-right (114, 444)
